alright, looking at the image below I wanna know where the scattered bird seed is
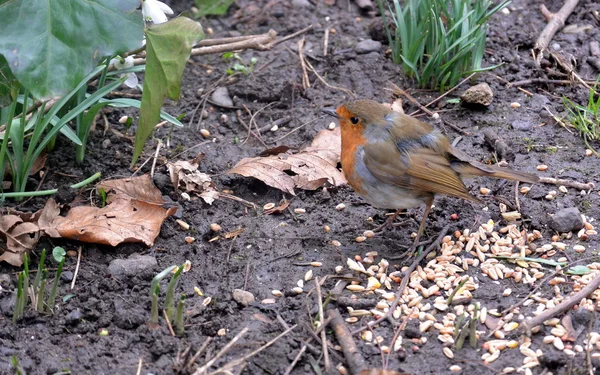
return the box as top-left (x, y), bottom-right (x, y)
top-left (176, 219), bottom-right (190, 230)
top-left (210, 223), bottom-right (222, 232)
top-left (520, 186), bottom-right (531, 194)
top-left (511, 102), bottom-right (521, 108)
top-left (217, 328), bottom-right (226, 336)
top-left (261, 298), bottom-right (276, 304)
top-left (263, 203), bottom-right (275, 210)
top-left (294, 208), bottom-right (306, 214)
top-left (537, 164), bottom-right (548, 171)
top-left (480, 187), bottom-right (491, 195)
top-left (586, 149), bottom-right (593, 156)
top-left (200, 129), bottom-right (211, 138)
top-left (355, 236), bottom-right (366, 243)
top-left (311, 262), bottom-right (322, 267)
top-left (573, 245), bottom-right (586, 253)
top-left (305, 270), bottom-right (313, 281)
top-left (364, 230), bottom-right (375, 238)
top-left (185, 236), bottom-right (195, 243)
top-left (443, 347), bottom-right (454, 359)
top-left (119, 115), bottom-right (129, 124)
top-left (328, 122), bottom-right (336, 130)
top-left (324, 225), bottom-right (331, 233)
top-left (331, 240), bottom-right (341, 247)
top-left (271, 290), bottom-right (283, 297)
top-left (559, 186), bottom-right (568, 194)
top-left (335, 203), bottom-right (346, 211)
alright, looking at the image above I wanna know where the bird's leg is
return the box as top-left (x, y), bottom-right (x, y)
top-left (411, 197), bottom-right (434, 250)
top-left (388, 197), bottom-right (434, 260)
top-left (372, 209), bottom-right (410, 232)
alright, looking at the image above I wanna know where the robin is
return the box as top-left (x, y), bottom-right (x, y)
top-left (324, 99), bottom-right (539, 250)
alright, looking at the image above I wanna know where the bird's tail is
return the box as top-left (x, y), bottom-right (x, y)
top-left (452, 161), bottom-right (539, 184)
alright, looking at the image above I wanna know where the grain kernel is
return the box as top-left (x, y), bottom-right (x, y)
top-left (537, 164), bottom-right (548, 171)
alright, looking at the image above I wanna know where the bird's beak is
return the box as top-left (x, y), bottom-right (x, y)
top-left (321, 108), bottom-right (340, 118)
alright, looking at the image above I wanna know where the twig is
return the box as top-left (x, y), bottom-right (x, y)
top-left (219, 192), bottom-right (258, 209)
top-left (274, 117), bottom-right (321, 142)
top-left (416, 73), bottom-right (476, 113)
top-left (328, 309), bottom-right (366, 375)
top-left (533, 0), bottom-right (580, 65)
top-left (205, 325), bottom-right (297, 375)
top-left (314, 276), bottom-right (331, 373)
top-left (136, 358), bottom-right (143, 375)
top-left (323, 28), bottom-right (330, 57)
top-left (150, 140), bottom-right (162, 178)
top-left (274, 25), bottom-right (314, 46)
top-left (70, 246), bottom-right (82, 290)
top-left (298, 38), bottom-right (311, 90)
top-left (539, 177), bottom-right (593, 191)
top-left (163, 310), bottom-right (176, 336)
top-left (521, 272), bottom-right (600, 333)
top-left (515, 181), bottom-right (521, 212)
top-left (283, 345), bottom-right (307, 375)
top-left (508, 78), bottom-right (600, 88)
top-left (194, 327), bottom-right (250, 375)
top-left (236, 109), bottom-right (267, 148)
top-left (186, 337), bottom-right (213, 370)
top-left (304, 59), bottom-right (357, 98)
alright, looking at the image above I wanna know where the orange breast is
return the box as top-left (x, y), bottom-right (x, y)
top-left (340, 123), bottom-right (367, 194)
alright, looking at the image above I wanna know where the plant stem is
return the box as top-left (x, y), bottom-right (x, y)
top-left (37, 270), bottom-right (48, 313)
top-left (165, 265), bottom-right (184, 321)
top-left (0, 189), bottom-right (58, 199)
top-left (46, 257), bottom-right (65, 313)
top-left (149, 285), bottom-right (160, 328)
top-left (33, 249), bottom-right (46, 291)
top-left (175, 295), bottom-right (186, 336)
top-left (70, 172), bottom-right (101, 189)
top-left (13, 272), bottom-right (25, 323)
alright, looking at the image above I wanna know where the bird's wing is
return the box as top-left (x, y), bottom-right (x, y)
top-left (362, 135), bottom-right (481, 203)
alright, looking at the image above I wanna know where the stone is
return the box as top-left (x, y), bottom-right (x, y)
top-left (66, 309), bottom-right (82, 325)
top-left (291, 0), bottom-right (312, 7)
top-left (511, 120), bottom-right (535, 131)
top-left (232, 289), bottom-right (255, 307)
top-left (211, 87), bottom-right (234, 108)
top-left (108, 254), bottom-right (157, 278)
top-left (461, 83), bottom-right (493, 106)
top-left (550, 207), bottom-right (584, 233)
top-left (355, 39), bottom-right (382, 54)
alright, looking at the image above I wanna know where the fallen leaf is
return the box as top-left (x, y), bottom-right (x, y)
top-left (263, 199), bottom-right (290, 215)
top-left (48, 175), bottom-right (177, 246)
top-left (168, 153), bottom-right (219, 204)
top-left (0, 214), bottom-right (41, 266)
top-left (228, 127), bottom-right (346, 195)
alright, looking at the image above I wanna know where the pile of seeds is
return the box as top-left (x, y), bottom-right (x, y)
top-left (336, 217), bottom-right (598, 374)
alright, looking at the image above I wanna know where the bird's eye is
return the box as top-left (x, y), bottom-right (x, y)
top-left (350, 116), bottom-right (360, 125)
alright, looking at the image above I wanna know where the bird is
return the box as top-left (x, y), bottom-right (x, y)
top-left (324, 99), bottom-right (539, 251)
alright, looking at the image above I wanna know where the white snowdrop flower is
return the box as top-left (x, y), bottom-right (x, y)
top-left (141, 0), bottom-right (174, 24)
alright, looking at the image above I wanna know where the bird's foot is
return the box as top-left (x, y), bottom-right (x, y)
top-left (372, 218), bottom-right (413, 233)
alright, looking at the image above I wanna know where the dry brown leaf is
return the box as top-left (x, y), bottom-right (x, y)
top-left (48, 175), bottom-right (177, 246)
top-left (0, 215), bottom-right (41, 266)
top-left (228, 127), bottom-right (346, 195)
top-left (167, 154), bottom-right (219, 204)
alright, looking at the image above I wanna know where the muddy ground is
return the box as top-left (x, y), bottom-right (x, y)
top-left (2, 0), bottom-right (600, 374)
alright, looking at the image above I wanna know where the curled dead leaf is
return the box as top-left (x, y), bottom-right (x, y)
top-left (0, 214), bottom-right (41, 266)
top-left (167, 153), bottom-right (219, 204)
top-left (228, 127), bottom-right (346, 195)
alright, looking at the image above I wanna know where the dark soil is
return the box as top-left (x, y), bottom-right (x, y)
top-left (2, 0), bottom-right (600, 374)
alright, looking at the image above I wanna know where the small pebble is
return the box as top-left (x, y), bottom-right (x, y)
top-left (501, 7), bottom-right (510, 15)
top-left (270, 125), bottom-right (278, 132)
top-left (328, 122), bottom-right (336, 130)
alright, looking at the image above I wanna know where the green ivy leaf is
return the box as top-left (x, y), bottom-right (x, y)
top-left (566, 265), bottom-right (591, 275)
top-left (133, 17), bottom-right (204, 165)
top-left (194, 0), bottom-right (235, 17)
top-left (0, 55), bottom-right (18, 106)
top-left (0, 0), bottom-right (144, 100)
